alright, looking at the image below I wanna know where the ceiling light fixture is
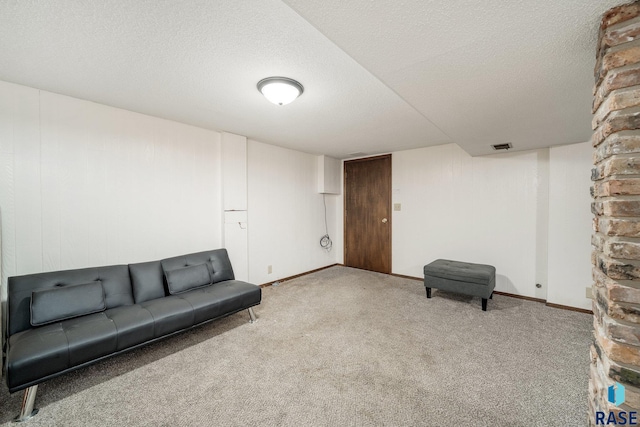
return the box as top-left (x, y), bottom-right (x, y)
top-left (257, 77), bottom-right (304, 106)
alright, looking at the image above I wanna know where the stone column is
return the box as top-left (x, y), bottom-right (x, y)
top-left (591, 2), bottom-right (640, 424)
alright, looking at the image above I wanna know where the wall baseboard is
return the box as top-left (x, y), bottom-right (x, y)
top-left (544, 302), bottom-right (592, 314)
top-left (389, 273), bottom-right (593, 314)
top-left (259, 264), bottom-right (339, 287)
top-left (492, 291), bottom-right (546, 304)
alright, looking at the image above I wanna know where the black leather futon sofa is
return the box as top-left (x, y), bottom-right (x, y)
top-left (4, 248), bottom-right (261, 421)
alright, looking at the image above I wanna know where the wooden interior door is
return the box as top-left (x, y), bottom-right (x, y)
top-left (344, 154), bottom-right (391, 274)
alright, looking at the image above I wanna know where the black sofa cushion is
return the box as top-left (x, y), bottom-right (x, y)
top-left (6, 324), bottom-right (69, 391)
top-left (129, 261), bottom-right (165, 303)
top-left (30, 281), bottom-right (105, 326)
top-left (161, 249), bottom-right (234, 285)
top-left (165, 263), bottom-right (212, 295)
top-left (140, 296), bottom-right (195, 337)
top-left (105, 305), bottom-right (155, 350)
top-left (6, 313), bottom-right (118, 391)
top-left (177, 280), bottom-right (262, 324)
top-left (62, 313), bottom-right (118, 366)
top-left (8, 265), bottom-right (134, 336)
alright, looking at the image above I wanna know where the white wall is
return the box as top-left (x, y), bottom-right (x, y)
top-left (391, 144), bottom-right (544, 298)
top-left (0, 79), bottom-right (592, 319)
top-left (222, 132), bottom-right (248, 211)
top-left (0, 81), bottom-right (341, 298)
top-left (221, 132), bottom-right (249, 281)
top-left (0, 81), bottom-right (344, 367)
top-left (354, 142), bottom-right (591, 308)
top-left (534, 149), bottom-right (550, 301)
top-left (547, 142), bottom-right (593, 310)
top-left (0, 81), bottom-right (223, 305)
top-left (247, 140), bottom-right (337, 285)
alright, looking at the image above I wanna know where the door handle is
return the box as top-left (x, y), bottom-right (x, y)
top-left (382, 218), bottom-right (388, 223)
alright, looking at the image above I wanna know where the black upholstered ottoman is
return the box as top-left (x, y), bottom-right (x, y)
top-left (423, 259), bottom-right (496, 311)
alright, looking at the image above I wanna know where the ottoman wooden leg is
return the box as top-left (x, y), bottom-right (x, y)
top-left (482, 298), bottom-right (488, 311)
top-left (426, 288), bottom-right (431, 298)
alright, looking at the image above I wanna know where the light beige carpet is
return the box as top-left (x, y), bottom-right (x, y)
top-left (0, 266), bottom-right (592, 426)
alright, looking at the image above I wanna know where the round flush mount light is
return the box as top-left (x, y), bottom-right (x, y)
top-left (257, 77), bottom-right (304, 106)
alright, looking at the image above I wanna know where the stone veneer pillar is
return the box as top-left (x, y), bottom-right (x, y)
top-left (591, 1), bottom-right (640, 423)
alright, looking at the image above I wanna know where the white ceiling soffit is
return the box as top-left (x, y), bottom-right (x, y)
top-left (0, 0), bottom-right (449, 159)
top-left (283, 0), bottom-right (623, 156)
top-left (0, 1), bottom-right (624, 158)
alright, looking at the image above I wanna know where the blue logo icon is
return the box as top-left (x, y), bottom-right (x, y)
top-left (608, 382), bottom-right (626, 407)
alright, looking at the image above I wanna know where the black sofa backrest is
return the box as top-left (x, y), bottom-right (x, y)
top-left (7, 249), bottom-right (237, 336)
top-left (161, 249), bottom-right (235, 284)
top-left (8, 265), bottom-right (133, 335)
top-left (128, 249), bottom-right (236, 303)
top-left (128, 260), bottom-right (165, 303)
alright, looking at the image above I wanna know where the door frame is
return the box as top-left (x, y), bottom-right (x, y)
top-left (343, 154), bottom-right (392, 273)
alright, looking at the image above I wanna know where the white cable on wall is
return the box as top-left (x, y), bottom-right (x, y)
top-left (320, 193), bottom-right (332, 252)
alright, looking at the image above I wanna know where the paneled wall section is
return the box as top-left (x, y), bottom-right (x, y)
top-left (391, 144), bottom-right (543, 298)
top-left (547, 142), bottom-right (594, 310)
top-left (247, 140), bottom-right (337, 285)
top-left (387, 142), bottom-right (593, 309)
top-left (0, 81), bottom-right (223, 304)
top-left (0, 79), bottom-right (597, 330)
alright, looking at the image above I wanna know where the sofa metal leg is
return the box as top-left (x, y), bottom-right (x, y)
top-left (490, 292), bottom-right (493, 299)
top-left (248, 307), bottom-right (257, 323)
top-left (426, 287), bottom-right (431, 298)
top-left (482, 298), bottom-right (488, 311)
top-left (14, 385), bottom-right (39, 422)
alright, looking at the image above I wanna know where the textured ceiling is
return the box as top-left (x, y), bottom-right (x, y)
top-left (0, 0), bottom-right (623, 157)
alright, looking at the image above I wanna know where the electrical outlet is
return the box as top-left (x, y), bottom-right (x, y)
top-left (586, 286), bottom-right (593, 299)
top-left (394, 203), bottom-right (401, 211)
top-left (268, 265), bottom-right (272, 274)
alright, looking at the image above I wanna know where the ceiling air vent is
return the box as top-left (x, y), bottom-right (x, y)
top-left (491, 143), bottom-right (512, 151)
